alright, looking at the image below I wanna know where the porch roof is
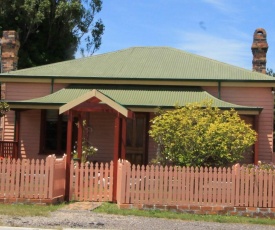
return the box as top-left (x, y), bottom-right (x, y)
top-left (5, 85), bottom-right (263, 115)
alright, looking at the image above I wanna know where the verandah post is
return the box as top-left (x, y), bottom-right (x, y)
top-left (121, 117), bottom-right (127, 160)
top-left (253, 115), bottom-right (259, 165)
top-left (77, 113), bottom-right (83, 159)
top-left (112, 113), bottom-right (121, 202)
top-left (14, 110), bottom-right (20, 159)
top-left (65, 110), bottom-right (73, 201)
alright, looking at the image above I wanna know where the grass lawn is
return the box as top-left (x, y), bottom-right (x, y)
top-left (0, 203), bottom-right (65, 217)
top-left (94, 202), bottom-right (275, 226)
top-left (0, 202), bottom-right (275, 226)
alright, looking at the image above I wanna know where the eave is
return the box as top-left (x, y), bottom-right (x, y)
top-left (4, 85), bottom-right (263, 116)
top-left (1, 76), bottom-right (275, 87)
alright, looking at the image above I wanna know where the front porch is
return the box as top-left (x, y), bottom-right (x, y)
top-left (2, 87), bottom-right (153, 201)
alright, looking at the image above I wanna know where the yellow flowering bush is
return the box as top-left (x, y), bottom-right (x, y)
top-left (149, 101), bottom-right (257, 167)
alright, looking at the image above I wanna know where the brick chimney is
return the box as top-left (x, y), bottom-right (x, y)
top-left (251, 28), bottom-right (268, 74)
top-left (0, 31), bottom-right (20, 73)
top-left (0, 31), bottom-right (20, 101)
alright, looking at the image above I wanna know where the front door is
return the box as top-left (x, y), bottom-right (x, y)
top-left (126, 113), bottom-right (148, 165)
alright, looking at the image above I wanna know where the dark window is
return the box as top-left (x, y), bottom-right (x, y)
top-left (40, 110), bottom-right (67, 155)
top-left (126, 113), bottom-right (148, 165)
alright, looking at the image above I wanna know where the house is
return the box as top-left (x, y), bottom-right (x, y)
top-left (0, 28), bottom-right (274, 168)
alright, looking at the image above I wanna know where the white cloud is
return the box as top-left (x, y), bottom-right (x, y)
top-left (202, 0), bottom-right (237, 14)
top-left (177, 32), bottom-right (252, 69)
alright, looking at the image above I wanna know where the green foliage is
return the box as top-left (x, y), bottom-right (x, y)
top-left (0, 102), bottom-right (9, 117)
top-left (149, 101), bottom-right (257, 167)
top-left (95, 202), bottom-right (275, 225)
top-left (0, 0), bottom-right (104, 68)
top-left (267, 68), bottom-right (275, 77)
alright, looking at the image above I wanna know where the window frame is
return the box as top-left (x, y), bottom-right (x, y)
top-left (39, 110), bottom-right (67, 155)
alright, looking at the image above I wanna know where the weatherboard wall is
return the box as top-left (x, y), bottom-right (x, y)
top-left (88, 112), bottom-right (116, 163)
top-left (204, 86), bottom-right (274, 163)
top-left (87, 112), bottom-right (158, 164)
top-left (3, 82), bottom-right (68, 158)
top-left (2, 81), bottom-right (274, 163)
top-left (5, 82), bottom-right (68, 100)
top-left (20, 110), bottom-right (41, 159)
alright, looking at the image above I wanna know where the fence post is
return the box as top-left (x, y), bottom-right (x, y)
top-left (53, 154), bottom-right (67, 199)
top-left (69, 159), bottom-right (75, 201)
top-left (116, 159), bottom-right (122, 204)
top-left (47, 155), bottom-right (56, 199)
top-left (62, 154), bottom-right (67, 199)
top-left (116, 159), bottom-right (127, 204)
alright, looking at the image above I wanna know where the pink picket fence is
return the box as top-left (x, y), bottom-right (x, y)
top-left (69, 161), bottom-right (113, 202)
top-left (117, 160), bottom-right (275, 208)
top-left (2, 156), bottom-right (275, 208)
top-left (0, 155), bottom-right (66, 201)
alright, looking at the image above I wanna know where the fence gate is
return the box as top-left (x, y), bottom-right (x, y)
top-left (69, 161), bottom-right (113, 202)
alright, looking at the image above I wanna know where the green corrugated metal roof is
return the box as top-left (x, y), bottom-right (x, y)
top-left (6, 85), bottom-right (262, 111)
top-left (1, 47), bottom-right (274, 82)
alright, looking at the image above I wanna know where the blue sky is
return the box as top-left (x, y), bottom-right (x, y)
top-left (85, 0), bottom-right (275, 71)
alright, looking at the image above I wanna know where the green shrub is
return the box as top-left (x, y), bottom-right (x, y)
top-left (0, 102), bottom-right (9, 117)
top-left (149, 101), bottom-right (257, 167)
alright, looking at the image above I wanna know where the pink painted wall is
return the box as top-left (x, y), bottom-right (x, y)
top-left (89, 112), bottom-right (160, 164)
top-left (204, 86), bottom-right (274, 163)
top-left (5, 82), bottom-right (68, 100)
top-left (19, 110), bottom-right (42, 159)
top-left (86, 112), bottom-right (158, 164)
top-left (3, 82), bottom-right (68, 158)
top-left (239, 115), bottom-right (254, 164)
top-left (2, 81), bottom-right (274, 164)
top-left (88, 112), bottom-right (116, 163)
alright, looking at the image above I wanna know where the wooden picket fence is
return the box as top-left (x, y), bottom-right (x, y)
top-left (2, 156), bottom-right (275, 207)
top-left (117, 160), bottom-right (275, 208)
top-left (0, 155), bottom-right (66, 200)
top-left (69, 161), bottom-right (113, 202)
